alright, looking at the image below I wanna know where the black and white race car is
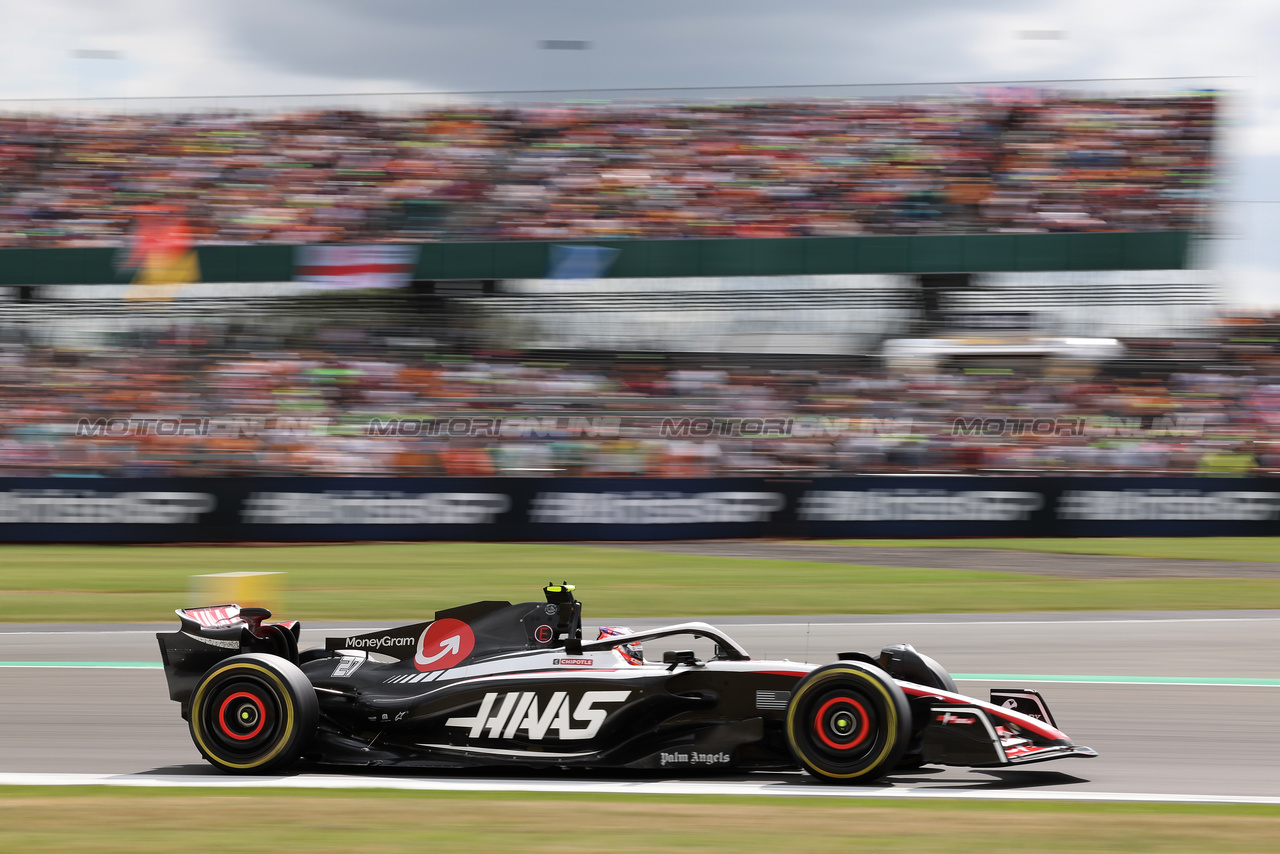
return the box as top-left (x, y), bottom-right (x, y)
top-left (157, 584), bottom-right (1096, 781)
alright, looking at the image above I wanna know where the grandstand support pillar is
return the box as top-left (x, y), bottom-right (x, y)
top-left (914, 273), bottom-right (972, 335)
top-left (408, 279), bottom-right (496, 348)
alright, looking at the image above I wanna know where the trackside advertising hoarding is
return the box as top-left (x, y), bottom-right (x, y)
top-left (0, 477), bottom-right (1277, 542)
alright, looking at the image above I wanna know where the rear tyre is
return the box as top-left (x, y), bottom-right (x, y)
top-left (785, 662), bottom-right (911, 783)
top-left (189, 653), bottom-right (318, 774)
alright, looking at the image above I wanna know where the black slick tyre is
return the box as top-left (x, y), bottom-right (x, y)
top-left (785, 662), bottom-right (911, 783)
top-left (188, 653), bottom-right (318, 774)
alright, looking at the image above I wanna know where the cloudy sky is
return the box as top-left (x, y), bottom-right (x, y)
top-left (2, 0), bottom-right (1279, 302)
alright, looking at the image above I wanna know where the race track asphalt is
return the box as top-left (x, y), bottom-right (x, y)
top-left (2, 611), bottom-right (1277, 800)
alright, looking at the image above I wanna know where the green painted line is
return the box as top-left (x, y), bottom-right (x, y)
top-left (954, 673), bottom-right (1280, 687)
top-left (0, 661), bottom-right (162, 669)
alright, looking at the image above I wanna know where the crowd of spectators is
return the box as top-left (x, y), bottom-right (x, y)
top-left (0, 93), bottom-right (1214, 247)
top-left (1, 313), bottom-right (1276, 478)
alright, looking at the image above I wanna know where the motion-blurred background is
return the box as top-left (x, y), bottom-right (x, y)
top-left (0, 2), bottom-right (1277, 531)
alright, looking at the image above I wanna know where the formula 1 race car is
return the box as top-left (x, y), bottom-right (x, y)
top-left (157, 584), bottom-right (1096, 781)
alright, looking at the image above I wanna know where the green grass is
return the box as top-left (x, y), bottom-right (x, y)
top-left (2, 542), bottom-right (1280, 623)
top-left (822, 537), bottom-right (1280, 562)
top-left (0, 788), bottom-right (1276, 853)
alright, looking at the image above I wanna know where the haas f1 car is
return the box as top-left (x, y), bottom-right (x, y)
top-left (157, 585), bottom-right (1096, 782)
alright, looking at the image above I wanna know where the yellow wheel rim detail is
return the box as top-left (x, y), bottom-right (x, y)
top-left (786, 666), bottom-right (899, 779)
top-left (191, 662), bottom-right (296, 770)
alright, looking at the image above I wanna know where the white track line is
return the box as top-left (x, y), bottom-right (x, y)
top-left (0, 773), bottom-right (1275, 805)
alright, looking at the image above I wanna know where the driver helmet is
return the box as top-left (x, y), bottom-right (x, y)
top-left (597, 626), bottom-right (643, 665)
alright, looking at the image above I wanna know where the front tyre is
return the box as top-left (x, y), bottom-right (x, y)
top-left (785, 662), bottom-right (911, 783)
top-left (189, 653), bottom-right (318, 774)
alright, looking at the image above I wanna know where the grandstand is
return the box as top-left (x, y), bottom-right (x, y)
top-left (0, 92), bottom-right (1213, 247)
top-left (3, 84), bottom-right (1270, 479)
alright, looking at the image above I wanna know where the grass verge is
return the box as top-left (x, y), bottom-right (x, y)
top-left (0, 788), bottom-right (1276, 853)
top-left (2, 542), bottom-right (1280, 623)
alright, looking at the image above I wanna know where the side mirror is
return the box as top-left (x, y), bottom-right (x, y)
top-left (662, 649), bottom-right (700, 669)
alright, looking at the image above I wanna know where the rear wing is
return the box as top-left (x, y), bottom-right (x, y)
top-left (156, 604), bottom-right (302, 717)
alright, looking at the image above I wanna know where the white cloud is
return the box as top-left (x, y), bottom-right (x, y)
top-left (0, 0), bottom-right (1274, 101)
top-left (0, 0), bottom-right (434, 103)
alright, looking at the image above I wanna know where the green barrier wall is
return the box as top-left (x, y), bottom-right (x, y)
top-left (0, 232), bottom-right (1193, 285)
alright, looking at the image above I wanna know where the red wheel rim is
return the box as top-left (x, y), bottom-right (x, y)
top-left (814, 696), bottom-right (869, 750)
top-left (218, 691), bottom-right (266, 741)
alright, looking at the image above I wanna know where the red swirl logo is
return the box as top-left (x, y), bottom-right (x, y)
top-left (414, 618), bottom-right (475, 672)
